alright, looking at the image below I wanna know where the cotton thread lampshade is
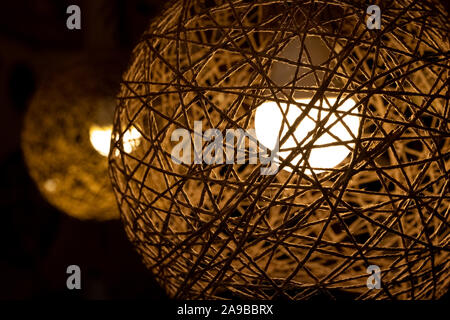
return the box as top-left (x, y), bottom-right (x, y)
top-left (109, 0), bottom-right (450, 299)
top-left (22, 57), bottom-right (122, 220)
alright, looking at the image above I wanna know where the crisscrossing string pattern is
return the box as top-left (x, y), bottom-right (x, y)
top-left (109, 0), bottom-right (450, 299)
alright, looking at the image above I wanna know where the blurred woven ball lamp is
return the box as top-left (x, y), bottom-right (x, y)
top-left (21, 57), bottom-right (138, 220)
top-left (21, 1), bottom-right (140, 221)
top-left (110, 0), bottom-right (450, 299)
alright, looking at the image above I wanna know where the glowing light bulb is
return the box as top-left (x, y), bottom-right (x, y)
top-left (90, 125), bottom-right (143, 157)
top-left (90, 125), bottom-right (113, 157)
top-left (122, 127), bottom-right (142, 154)
top-left (111, 127), bottom-right (143, 157)
top-left (255, 97), bottom-right (360, 174)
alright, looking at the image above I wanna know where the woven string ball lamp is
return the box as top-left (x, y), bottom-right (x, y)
top-left (22, 57), bottom-right (124, 220)
top-left (109, 0), bottom-right (450, 299)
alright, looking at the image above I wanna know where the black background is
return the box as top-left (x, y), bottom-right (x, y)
top-left (0, 0), bottom-right (448, 301)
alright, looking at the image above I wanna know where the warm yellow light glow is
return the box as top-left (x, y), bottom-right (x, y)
top-left (90, 125), bottom-right (142, 157)
top-left (112, 127), bottom-right (143, 157)
top-left (122, 127), bottom-right (142, 154)
top-left (43, 178), bottom-right (58, 193)
top-left (255, 97), bottom-right (360, 174)
top-left (90, 125), bottom-right (113, 157)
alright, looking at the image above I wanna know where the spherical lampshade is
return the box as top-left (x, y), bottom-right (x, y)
top-left (109, 0), bottom-right (450, 299)
top-left (22, 57), bottom-right (122, 221)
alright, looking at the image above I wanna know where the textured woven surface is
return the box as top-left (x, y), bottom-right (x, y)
top-left (22, 57), bottom-right (120, 221)
top-left (110, 0), bottom-right (450, 299)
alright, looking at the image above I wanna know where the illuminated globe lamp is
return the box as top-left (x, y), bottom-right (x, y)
top-left (22, 57), bottom-right (136, 220)
top-left (109, 0), bottom-right (450, 299)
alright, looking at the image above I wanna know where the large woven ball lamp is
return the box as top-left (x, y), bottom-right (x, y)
top-left (109, 0), bottom-right (450, 299)
top-left (22, 57), bottom-right (124, 221)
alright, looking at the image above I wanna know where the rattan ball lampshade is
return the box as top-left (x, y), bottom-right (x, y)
top-left (109, 0), bottom-right (450, 299)
top-left (22, 57), bottom-right (121, 221)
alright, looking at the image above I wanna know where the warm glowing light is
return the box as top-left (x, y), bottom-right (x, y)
top-left (90, 125), bottom-right (142, 157)
top-left (90, 125), bottom-right (113, 157)
top-left (112, 127), bottom-right (143, 157)
top-left (44, 179), bottom-right (58, 193)
top-left (122, 127), bottom-right (142, 153)
top-left (255, 97), bottom-right (360, 174)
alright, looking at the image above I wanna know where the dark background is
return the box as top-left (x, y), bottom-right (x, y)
top-left (0, 0), bottom-right (448, 300)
